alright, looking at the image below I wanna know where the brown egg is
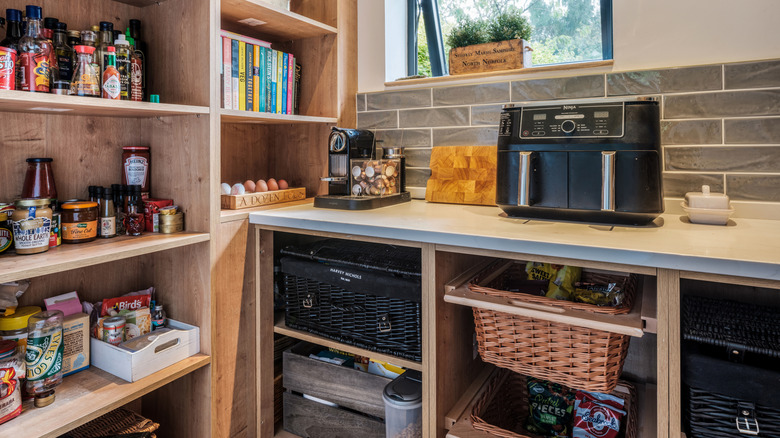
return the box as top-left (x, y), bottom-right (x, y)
top-left (255, 179), bottom-right (268, 192)
top-left (267, 178), bottom-right (279, 191)
top-left (278, 179), bottom-right (288, 189)
top-left (244, 180), bottom-right (256, 192)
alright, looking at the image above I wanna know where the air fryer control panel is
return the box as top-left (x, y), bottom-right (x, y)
top-left (513, 102), bottom-right (625, 139)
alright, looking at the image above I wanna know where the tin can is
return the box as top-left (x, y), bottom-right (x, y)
top-left (49, 211), bottom-right (61, 247)
top-left (102, 316), bottom-right (126, 346)
top-left (0, 47), bottom-right (16, 91)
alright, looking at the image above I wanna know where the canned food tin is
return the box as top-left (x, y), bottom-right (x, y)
top-left (102, 316), bottom-right (126, 346)
top-left (0, 47), bottom-right (16, 91)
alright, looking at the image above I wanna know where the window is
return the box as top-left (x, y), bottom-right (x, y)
top-left (408, 0), bottom-right (613, 77)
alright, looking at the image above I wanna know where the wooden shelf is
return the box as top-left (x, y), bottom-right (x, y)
top-left (112, 0), bottom-right (169, 7)
top-left (273, 314), bottom-right (423, 372)
top-left (221, 0), bottom-right (337, 41)
top-left (220, 109), bottom-right (337, 124)
top-left (221, 198), bottom-right (313, 223)
top-left (0, 232), bottom-right (209, 283)
top-left (0, 90), bottom-right (208, 118)
top-left (0, 353), bottom-right (210, 438)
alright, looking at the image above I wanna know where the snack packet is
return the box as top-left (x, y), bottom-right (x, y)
top-left (525, 378), bottom-right (576, 437)
top-left (572, 282), bottom-right (625, 307)
top-left (525, 262), bottom-right (582, 301)
top-left (572, 390), bottom-right (627, 438)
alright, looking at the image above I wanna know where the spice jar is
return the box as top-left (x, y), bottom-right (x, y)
top-left (0, 339), bottom-right (24, 425)
top-left (122, 146), bottom-right (151, 198)
top-left (0, 204), bottom-right (13, 254)
top-left (60, 201), bottom-right (98, 244)
top-left (21, 158), bottom-right (58, 202)
top-left (11, 198), bottom-right (52, 255)
top-left (0, 306), bottom-right (41, 354)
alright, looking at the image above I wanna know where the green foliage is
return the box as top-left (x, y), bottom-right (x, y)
top-left (417, 18), bottom-right (432, 77)
top-left (486, 8), bottom-right (531, 43)
top-left (446, 17), bottom-right (488, 49)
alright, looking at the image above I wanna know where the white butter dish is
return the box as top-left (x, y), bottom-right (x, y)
top-left (685, 185), bottom-right (730, 209)
top-left (681, 202), bottom-right (734, 225)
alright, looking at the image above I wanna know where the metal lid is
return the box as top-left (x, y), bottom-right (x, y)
top-left (15, 198), bottom-right (51, 208)
top-left (122, 146), bottom-right (150, 152)
top-left (103, 316), bottom-right (126, 329)
top-left (61, 201), bottom-right (97, 210)
top-left (0, 306), bottom-right (42, 331)
top-left (383, 370), bottom-right (423, 406)
top-left (26, 157), bottom-right (53, 163)
top-left (34, 391), bottom-right (56, 407)
top-left (383, 147), bottom-right (405, 158)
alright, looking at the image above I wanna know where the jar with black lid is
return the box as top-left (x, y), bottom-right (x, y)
top-left (60, 201), bottom-right (98, 244)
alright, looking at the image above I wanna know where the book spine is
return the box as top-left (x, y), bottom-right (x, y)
top-left (270, 50), bottom-right (277, 113)
top-left (256, 46), bottom-right (264, 112)
top-left (222, 37), bottom-right (232, 110)
top-left (231, 39), bottom-right (239, 111)
top-left (294, 63), bottom-right (301, 116)
top-left (265, 47), bottom-right (272, 113)
top-left (286, 54), bottom-right (294, 115)
top-left (276, 51), bottom-right (283, 114)
top-left (246, 43), bottom-right (253, 112)
top-left (281, 52), bottom-right (288, 115)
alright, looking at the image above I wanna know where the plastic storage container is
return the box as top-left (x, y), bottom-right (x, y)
top-left (383, 370), bottom-right (423, 438)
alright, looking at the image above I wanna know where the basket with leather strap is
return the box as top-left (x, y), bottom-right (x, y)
top-left (59, 408), bottom-right (159, 438)
top-left (470, 369), bottom-right (638, 438)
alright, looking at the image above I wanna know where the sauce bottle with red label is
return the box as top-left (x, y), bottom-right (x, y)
top-left (18, 5), bottom-right (52, 93)
top-left (102, 46), bottom-right (120, 100)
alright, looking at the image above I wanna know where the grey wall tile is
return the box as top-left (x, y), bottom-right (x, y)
top-left (608, 66), bottom-right (721, 95)
top-left (373, 129), bottom-right (431, 148)
top-left (724, 118), bottom-right (780, 144)
top-left (662, 173), bottom-right (724, 197)
top-left (725, 60), bottom-right (780, 89)
top-left (406, 168), bottom-right (432, 187)
top-left (366, 89), bottom-right (431, 110)
top-left (665, 146), bottom-right (780, 172)
top-left (357, 111), bottom-right (398, 129)
top-left (664, 90), bottom-right (780, 119)
top-left (661, 120), bottom-right (722, 145)
top-left (433, 127), bottom-right (499, 146)
top-left (511, 75), bottom-right (604, 101)
top-left (727, 174), bottom-right (780, 202)
top-left (472, 104), bottom-right (505, 126)
top-left (433, 82), bottom-right (510, 106)
top-left (399, 107), bottom-right (469, 128)
top-left (404, 148), bottom-right (432, 168)
top-left (357, 94), bottom-right (366, 112)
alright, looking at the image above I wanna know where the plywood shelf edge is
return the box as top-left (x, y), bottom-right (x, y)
top-left (220, 109), bottom-right (338, 124)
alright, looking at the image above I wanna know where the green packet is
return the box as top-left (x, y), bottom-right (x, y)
top-left (526, 377), bottom-right (576, 438)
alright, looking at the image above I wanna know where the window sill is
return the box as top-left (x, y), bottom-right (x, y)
top-left (383, 59), bottom-right (614, 88)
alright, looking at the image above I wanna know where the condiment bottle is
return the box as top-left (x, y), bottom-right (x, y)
top-left (51, 22), bottom-right (73, 95)
top-left (79, 30), bottom-right (99, 74)
top-left (0, 204), bottom-right (13, 254)
top-left (128, 19), bottom-right (146, 98)
top-left (18, 5), bottom-right (52, 93)
top-left (102, 46), bottom-right (120, 100)
top-left (125, 185), bottom-right (144, 236)
top-left (151, 304), bottom-right (166, 331)
top-left (113, 34), bottom-right (131, 100)
top-left (112, 184), bottom-right (127, 235)
top-left (66, 30), bottom-right (80, 48)
top-left (25, 310), bottom-right (63, 408)
top-left (99, 186), bottom-right (116, 238)
top-left (21, 158), bottom-right (57, 202)
top-left (41, 17), bottom-right (57, 41)
top-left (0, 9), bottom-right (23, 90)
top-left (97, 21), bottom-right (113, 77)
top-left (70, 45), bottom-right (99, 97)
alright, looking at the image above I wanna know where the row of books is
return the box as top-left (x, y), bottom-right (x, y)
top-left (220, 30), bottom-right (301, 114)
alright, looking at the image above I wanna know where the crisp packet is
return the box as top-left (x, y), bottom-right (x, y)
top-left (525, 262), bottom-right (582, 300)
top-left (572, 282), bottom-right (624, 307)
top-left (525, 378), bottom-right (576, 437)
top-left (572, 390), bottom-right (627, 438)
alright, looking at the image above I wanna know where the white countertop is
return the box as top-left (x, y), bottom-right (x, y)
top-left (249, 200), bottom-right (780, 281)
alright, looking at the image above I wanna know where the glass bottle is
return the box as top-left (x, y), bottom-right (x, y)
top-left (18, 5), bottom-right (52, 93)
top-left (102, 46), bottom-right (120, 100)
top-left (1, 9), bottom-right (23, 90)
top-left (115, 184), bottom-right (127, 235)
top-left (128, 19), bottom-right (146, 98)
top-left (113, 34), bottom-right (131, 100)
top-left (125, 185), bottom-right (143, 236)
top-left (42, 17), bottom-right (57, 41)
top-left (99, 186), bottom-right (116, 238)
top-left (97, 21), bottom-right (113, 77)
top-left (88, 185), bottom-right (97, 202)
top-left (151, 304), bottom-right (166, 331)
top-left (66, 30), bottom-right (80, 48)
top-left (25, 310), bottom-right (63, 408)
top-left (51, 22), bottom-right (73, 95)
top-left (70, 45), bottom-right (99, 97)
top-left (21, 158), bottom-right (57, 202)
top-left (79, 30), bottom-right (100, 75)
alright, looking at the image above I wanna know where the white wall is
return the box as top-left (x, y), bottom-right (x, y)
top-left (358, 0), bottom-right (780, 92)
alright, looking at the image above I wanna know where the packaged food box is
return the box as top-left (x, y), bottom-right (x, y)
top-left (143, 198), bottom-right (173, 232)
top-left (62, 312), bottom-right (90, 376)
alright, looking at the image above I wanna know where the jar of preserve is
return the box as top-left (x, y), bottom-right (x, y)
top-left (122, 146), bottom-right (150, 198)
top-left (60, 201), bottom-right (98, 244)
top-left (0, 306), bottom-right (41, 354)
top-left (21, 158), bottom-right (58, 202)
top-left (11, 199), bottom-right (53, 255)
top-left (0, 339), bottom-right (24, 425)
top-left (0, 204), bottom-right (13, 254)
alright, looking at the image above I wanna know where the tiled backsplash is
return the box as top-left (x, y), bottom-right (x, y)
top-left (356, 59), bottom-right (780, 203)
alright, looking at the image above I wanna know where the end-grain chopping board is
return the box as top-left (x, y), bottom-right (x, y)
top-left (425, 145), bottom-right (497, 206)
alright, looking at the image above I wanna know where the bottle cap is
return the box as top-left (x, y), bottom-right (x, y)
top-left (99, 21), bottom-right (113, 32)
top-left (25, 5), bottom-right (41, 20)
top-left (74, 45), bottom-right (95, 54)
top-left (26, 157), bottom-right (53, 163)
top-left (43, 17), bottom-right (58, 29)
top-left (5, 9), bottom-right (22, 22)
top-left (91, 25), bottom-right (99, 33)
top-left (114, 34), bottom-right (129, 46)
top-left (103, 187), bottom-right (113, 197)
top-left (54, 21), bottom-right (67, 31)
top-left (108, 46), bottom-right (116, 53)
top-left (125, 28), bottom-right (135, 45)
top-left (149, 95), bottom-right (160, 103)
top-left (129, 19), bottom-right (141, 29)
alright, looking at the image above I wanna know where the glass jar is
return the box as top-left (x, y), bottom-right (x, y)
top-left (25, 310), bottom-right (63, 408)
top-left (0, 339), bottom-right (24, 424)
top-left (122, 146), bottom-right (151, 198)
top-left (11, 198), bottom-right (52, 255)
top-left (70, 45), bottom-right (99, 97)
top-left (0, 306), bottom-right (41, 354)
top-left (0, 204), bottom-right (13, 254)
top-left (60, 201), bottom-right (98, 244)
top-left (21, 158), bottom-right (57, 201)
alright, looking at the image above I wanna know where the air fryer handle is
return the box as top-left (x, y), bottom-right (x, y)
top-left (601, 151), bottom-right (616, 211)
top-left (517, 151), bottom-right (533, 206)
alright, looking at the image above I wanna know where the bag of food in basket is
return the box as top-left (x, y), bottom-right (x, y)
top-left (572, 282), bottom-right (625, 307)
top-left (525, 262), bottom-right (581, 301)
top-left (525, 378), bottom-right (576, 437)
top-left (572, 390), bottom-right (626, 438)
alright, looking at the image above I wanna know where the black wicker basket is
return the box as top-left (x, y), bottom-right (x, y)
top-left (280, 240), bottom-right (422, 361)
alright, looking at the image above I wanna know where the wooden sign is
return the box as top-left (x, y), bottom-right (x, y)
top-left (449, 39), bottom-right (531, 75)
top-left (425, 146), bottom-right (497, 206)
top-left (221, 187), bottom-right (306, 209)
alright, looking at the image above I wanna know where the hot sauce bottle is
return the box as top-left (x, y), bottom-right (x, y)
top-left (70, 45), bottom-right (99, 97)
top-left (102, 46), bottom-right (120, 99)
top-left (18, 5), bottom-right (53, 93)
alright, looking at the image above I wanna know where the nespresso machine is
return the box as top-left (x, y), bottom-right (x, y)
top-left (496, 98), bottom-right (663, 225)
top-left (314, 127), bottom-right (411, 210)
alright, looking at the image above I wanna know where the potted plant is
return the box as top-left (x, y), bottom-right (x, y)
top-left (447, 10), bottom-right (533, 75)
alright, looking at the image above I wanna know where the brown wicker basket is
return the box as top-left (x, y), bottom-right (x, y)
top-left (470, 369), bottom-right (638, 438)
top-left (469, 260), bottom-right (638, 315)
top-left (60, 407), bottom-right (159, 438)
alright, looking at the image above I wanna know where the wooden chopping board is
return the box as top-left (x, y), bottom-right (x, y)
top-left (425, 145), bottom-right (497, 206)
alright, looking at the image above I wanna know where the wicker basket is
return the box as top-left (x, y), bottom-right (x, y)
top-left (468, 261), bottom-right (635, 392)
top-left (471, 369), bottom-right (637, 438)
top-left (60, 408), bottom-right (159, 438)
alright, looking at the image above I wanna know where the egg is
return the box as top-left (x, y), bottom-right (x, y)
top-left (267, 178), bottom-right (279, 191)
top-left (255, 179), bottom-right (268, 192)
top-left (278, 179), bottom-right (288, 189)
top-left (231, 183), bottom-right (246, 195)
top-left (244, 180), bottom-right (256, 192)
top-left (221, 183), bottom-right (231, 195)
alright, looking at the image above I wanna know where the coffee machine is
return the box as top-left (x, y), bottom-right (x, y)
top-left (314, 127), bottom-right (411, 210)
top-left (495, 98), bottom-right (663, 225)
